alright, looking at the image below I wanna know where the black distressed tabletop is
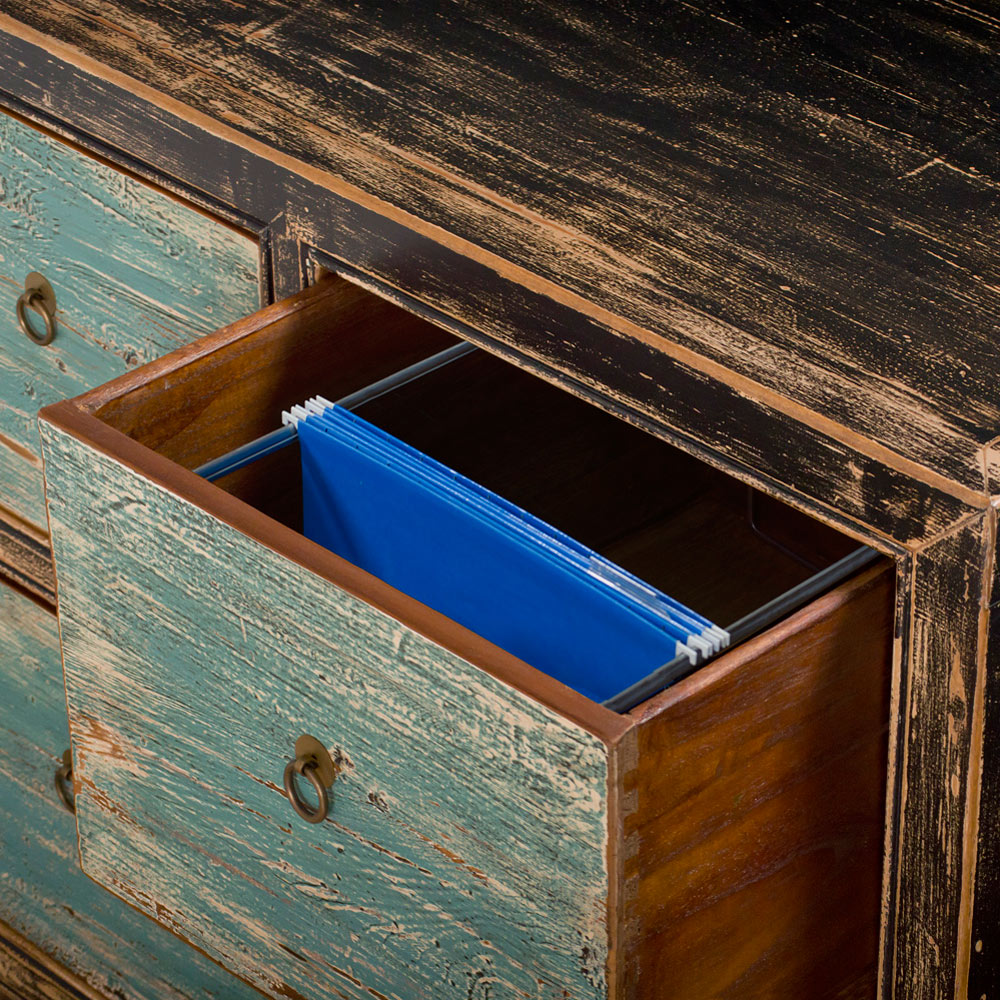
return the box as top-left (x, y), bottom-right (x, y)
top-left (2, 0), bottom-right (998, 498)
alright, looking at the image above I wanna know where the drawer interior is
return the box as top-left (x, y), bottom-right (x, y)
top-left (89, 274), bottom-right (871, 711)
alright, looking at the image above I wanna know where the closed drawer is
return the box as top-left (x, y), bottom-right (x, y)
top-left (39, 276), bottom-right (893, 999)
top-left (0, 576), bottom-right (268, 999)
top-left (0, 108), bottom-right (260, 594)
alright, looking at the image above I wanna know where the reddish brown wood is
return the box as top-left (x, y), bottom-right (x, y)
top-left (89, 274), bottom-right (457, 470)
top-left (621, 561), bottom-right (894, 999)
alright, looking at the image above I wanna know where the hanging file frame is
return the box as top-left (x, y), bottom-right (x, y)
top-left (194, 339), bottom-right (878, 712)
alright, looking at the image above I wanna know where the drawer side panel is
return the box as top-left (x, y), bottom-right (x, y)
top-left (624, 563), bottom-right (894, 998)
top-left (0, 577), bottom-right (263, 999)
top-left (41, 420), bottom-right (612, 1000)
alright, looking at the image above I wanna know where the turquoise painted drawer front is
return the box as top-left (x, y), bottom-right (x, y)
top-left (0, 578), bottom-right (264, 1000)
top-left (40, 419), bottom-right (612, 1000)
top-left (0, 110), bottom-right (260, 530)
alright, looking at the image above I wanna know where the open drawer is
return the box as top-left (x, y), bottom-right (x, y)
top-left (39, 275), bottom-right (893, 1000)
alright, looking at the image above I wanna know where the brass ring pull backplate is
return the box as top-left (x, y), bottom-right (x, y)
top-left (16, 272), bottom-right (57, 346)
top-left (283, 734), bottom-right (337, 824)
top-left (54, 748), bottom-right (76, 814)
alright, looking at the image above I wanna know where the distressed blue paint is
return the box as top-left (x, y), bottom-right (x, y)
top-left (41, 419), bottom-right (612, 1000)
top-left (0, 579), bottom-right (263, 999)
top-left (0, 111), bottom-right (259, 528)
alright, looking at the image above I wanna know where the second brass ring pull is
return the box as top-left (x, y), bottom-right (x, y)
top-left (283, 734), bottom-right (337, 824)
top-left (16, 272), bottom-right (57, 346)
top-left (54, 748), bottom-right (76, 814)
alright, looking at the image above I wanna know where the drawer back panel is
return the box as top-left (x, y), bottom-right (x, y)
top-left (39, 418), bottom-right (613, 1000)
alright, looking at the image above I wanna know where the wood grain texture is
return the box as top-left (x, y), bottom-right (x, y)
top-left (0, 108), bottom-right (260, 529)
top-left (894, 518), bottom-right (993, 1000)
top-left (0, 577), bottom-right (264, 999)
top-left (2, 0), bottom-right (999, 501)
top-left (621, 562), bottom-right (893, 999)
top-left (40, 416), bottom-right (613, 1000)
top-left (89, 275), bottom-right (457, 472)
top-left (0, 33), bottom-right (980, 549)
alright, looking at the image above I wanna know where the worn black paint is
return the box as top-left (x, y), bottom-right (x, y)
top-left (1, 6), bottom-right (998, 997)
top-left (3, 1), bottom-right (1000, 491)
top-left (0, 35), bottom-right (974, 548)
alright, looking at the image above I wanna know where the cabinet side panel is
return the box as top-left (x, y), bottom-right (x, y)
top-left (40, 418), bottom-right (612, 1000)
top-left (0, 578), bottom-right (261, 999)
top-left (893, 520), bottom-right (991, 1000)
top-left (624, 563), bottom-right (894, 998)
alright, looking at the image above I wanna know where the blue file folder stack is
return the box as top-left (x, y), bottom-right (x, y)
top-left (287, 396), bottom-right (728, 704)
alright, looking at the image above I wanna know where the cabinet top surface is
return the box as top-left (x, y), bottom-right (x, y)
top-left (3, 0), bottom-right (999, 504)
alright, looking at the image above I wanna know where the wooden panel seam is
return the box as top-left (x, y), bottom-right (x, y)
top-left (955, 504), bottom-right (996, 1000)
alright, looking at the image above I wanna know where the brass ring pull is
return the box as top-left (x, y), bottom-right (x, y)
top-left (283, 734), bottom-right (337, 824)
top-left (16, 272), bottom-right (57, 346)
top-left (54, 748), bottom-right (75, 814)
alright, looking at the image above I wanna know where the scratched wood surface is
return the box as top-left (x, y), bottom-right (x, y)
top-left (3, 6), bottom-right (999, 997)
top-left (0, 109), bottom-right (260, 531)
top-left (2, 1), bottom-right (999, 499)
top-left (0, 37), bottom-right (979, 548)
top-left (40, 418), bottom-right (612, 1000)
top-left (0, 577), bottom-right (264, 1000)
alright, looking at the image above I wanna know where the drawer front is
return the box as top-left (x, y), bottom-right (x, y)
top-left (40, 423), bottom-right (612, 999)
top-left (0, 578), bottom-right (264, 1000)
top-left (0, 110), bottom-right (260, 531)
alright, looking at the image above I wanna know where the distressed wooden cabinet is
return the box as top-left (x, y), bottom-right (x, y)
top-left (1, 3), bottom-right (999, 999)
top-left (0, 571), bottom-right (265, 999)
top-left (0, 98), bottom-right (261, 997)
top-left (0, 108), bottom-right (260, 601)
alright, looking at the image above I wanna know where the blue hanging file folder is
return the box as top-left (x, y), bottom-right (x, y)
top-left (291, 398), bottom-right (727, 704)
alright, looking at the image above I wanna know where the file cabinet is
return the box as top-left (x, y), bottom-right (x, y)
top-left (1, 3), bottom-right (998, 999)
